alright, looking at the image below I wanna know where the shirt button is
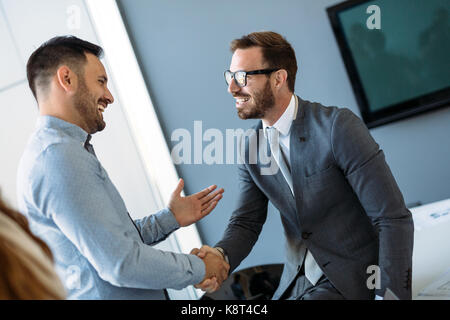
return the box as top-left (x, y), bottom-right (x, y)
top-left (302, 232), bottom-right (311, 240)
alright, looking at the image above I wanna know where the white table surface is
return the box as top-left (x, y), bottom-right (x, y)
top-left (411, 199), bottom-right (450, 300)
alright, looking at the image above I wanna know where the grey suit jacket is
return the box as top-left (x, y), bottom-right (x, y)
top-left (216, 97), bottom-right (414, 300)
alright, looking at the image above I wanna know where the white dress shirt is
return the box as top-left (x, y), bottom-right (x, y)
top-left (262, 94), bottom-right (297, 167)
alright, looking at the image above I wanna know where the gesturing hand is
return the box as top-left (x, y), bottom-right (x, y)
top-left (168, 179), bottom-right (224, 227)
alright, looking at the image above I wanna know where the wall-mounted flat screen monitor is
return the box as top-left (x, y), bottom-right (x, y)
top-left (327, 0), bottom-right (450, 128)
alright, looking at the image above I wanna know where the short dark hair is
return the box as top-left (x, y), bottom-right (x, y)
top-left (230, 31), bottom-right (298, 92)
top-left (26, 35), bottom-right (103, 100)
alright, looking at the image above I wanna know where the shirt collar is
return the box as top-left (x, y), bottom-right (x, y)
top-left (263, 94), bottom-right (296, 136)
top-left (36, 115), bottom-right (90, 144)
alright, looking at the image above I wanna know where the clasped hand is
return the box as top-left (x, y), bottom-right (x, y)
top-left (191, 245), bottom-right (230, 293)
top-left (167, 179), bottom-right (229, 292)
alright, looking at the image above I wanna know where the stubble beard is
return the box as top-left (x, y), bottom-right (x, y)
top-left (73, 78), bottom-right (106, 134)
top-left (237, 80), bottom-right (275, 120)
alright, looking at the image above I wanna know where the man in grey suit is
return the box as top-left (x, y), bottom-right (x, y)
top-left (193, 31), bottom-right (414, 300)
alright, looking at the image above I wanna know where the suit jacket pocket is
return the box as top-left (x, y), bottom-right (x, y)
top-left (303, 164), bottom-right (348, 209)
top-left (304, 163), bottom-right (339, 180)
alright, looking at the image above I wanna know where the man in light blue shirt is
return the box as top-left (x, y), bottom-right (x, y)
top-left (17, 36), bottom-right (228, 299)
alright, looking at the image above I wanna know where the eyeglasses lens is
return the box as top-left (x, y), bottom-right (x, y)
top-left (235, 72), bottom-right (246, 87)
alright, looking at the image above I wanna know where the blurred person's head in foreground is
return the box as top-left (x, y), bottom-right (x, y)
top-left (0, 193), bottom-right (65, 299)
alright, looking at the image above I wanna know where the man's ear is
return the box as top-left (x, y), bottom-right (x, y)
top-left (56, 66), bottom-right (78, 94)
top-left (273, 69), bottom-right (288, 90)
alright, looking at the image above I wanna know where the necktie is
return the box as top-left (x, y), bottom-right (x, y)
top-left (265, 127), bottom-right (323, 285)
top-left (265, 127), bottom-right (293, 193)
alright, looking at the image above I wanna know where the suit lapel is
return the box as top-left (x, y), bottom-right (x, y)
top-left (253, 121), bottom-right (295, 205)
top-left (251, 95), bottom-right (311, 215)
top-left (290, 96), bottom-right (309, 221)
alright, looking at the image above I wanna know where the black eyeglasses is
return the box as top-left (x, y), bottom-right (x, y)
top-left (224, 68), bottom-right (279, 87)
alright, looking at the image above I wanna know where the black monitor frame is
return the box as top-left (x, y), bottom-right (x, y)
top-left (327, 0), bottom-right (450, 128)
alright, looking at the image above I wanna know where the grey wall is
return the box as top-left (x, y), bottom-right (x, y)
top-left (117, 0), bottom-right (450, 271)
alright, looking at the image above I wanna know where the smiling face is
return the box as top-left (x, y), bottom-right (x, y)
top-left (73, 53), bottom-right (114, 134)
top-left (227, 47), bottom-right (275, 120)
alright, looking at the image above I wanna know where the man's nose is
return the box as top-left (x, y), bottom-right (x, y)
top-left (227, 78), bottom-right (240, 95)
top-left (105, 87), bottom-right (114, 104)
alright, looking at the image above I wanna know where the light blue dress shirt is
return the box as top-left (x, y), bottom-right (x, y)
top-left (16, 116), bottom-right (205, 299)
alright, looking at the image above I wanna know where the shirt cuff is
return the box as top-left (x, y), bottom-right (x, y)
top-left (188, 253), bottom-right (206, 285)
top-left (156, 207), bottom-right (180, 234)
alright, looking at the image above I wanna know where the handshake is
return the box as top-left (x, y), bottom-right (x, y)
top-left (167, 180), bottom-right (230, 292)
top-left (190, 245), bottom-right (230, 293)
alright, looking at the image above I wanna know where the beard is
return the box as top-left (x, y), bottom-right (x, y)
top-left (73, 78), bottom-right (106, 134)
top-left (236, 80), bottom-right (275, 120)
